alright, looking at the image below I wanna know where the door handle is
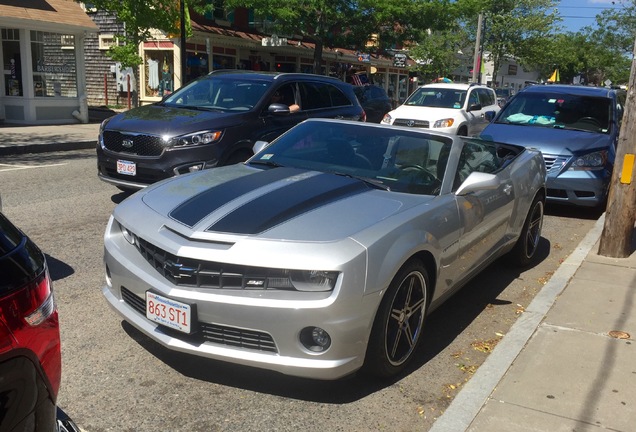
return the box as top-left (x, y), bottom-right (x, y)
top-left (503, 184), bottom-right (512, 195)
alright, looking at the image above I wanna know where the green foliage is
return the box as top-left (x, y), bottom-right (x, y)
top-left (193, 0), bottom-right (455, 74)
top-left (455, 0), bottom-right (559, 85)
top-left (408, 28), bottom-right (467, 82)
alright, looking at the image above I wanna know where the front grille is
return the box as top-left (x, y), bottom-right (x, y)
top-left (120, 287), bottom-right (278, 353)
top-left (543, 154), bottom-right (570, 174)
top-left (393, 119), bottom-right (430, 128)
top-left (102, 131), bottom-right (167, 157)
top-left (136, 237), bottom-right (291, 290)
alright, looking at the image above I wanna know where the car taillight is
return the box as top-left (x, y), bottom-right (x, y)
top-left (0, 269), bottom-right (62, 398)
top-left (361, 110), bottom-right (367, 122)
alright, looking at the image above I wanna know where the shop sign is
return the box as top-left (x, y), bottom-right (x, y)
top-left (36, 60), bottom-right (73, 74)
top-left (357, 53), bottom-right (371, 63)
top-left (262, 34), bottom-right (288, 47)
top-left (393, 53), bottom-right (407, 68)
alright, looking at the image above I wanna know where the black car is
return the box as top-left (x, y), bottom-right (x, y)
top-left (0, 204), bottom-right (80, 432)
top-left (353, 85), bottom-right (392, 123)
top-left (97, 71), bottom-right (366, 190)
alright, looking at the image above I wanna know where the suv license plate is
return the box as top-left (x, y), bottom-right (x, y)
top-left (145, 291), bottom-right (194, 334)
top-left (117, 160), bottom-right (136, 176)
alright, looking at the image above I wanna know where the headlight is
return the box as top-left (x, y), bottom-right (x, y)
top-left (569, 150), bottom-right (607, 170)
top-left (117, 221), bottom-right (137, 245)
top-left (171, 130), bottom-right (223, 148)
top-left (289, 270), bottom-right (339, 292)
top-left (264, 270), bottom-right (339, 292)
top-left (381, 113), bottom-right (393, 124)
top-left (434, 118), bottom-right (455, 128)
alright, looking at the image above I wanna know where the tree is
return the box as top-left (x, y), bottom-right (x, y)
top-left (408, 28), bottom-right (468, 83)
top-left (457, 0), bottom-right (559, 86)
top-left (195, 0), bottom-right (453, 75)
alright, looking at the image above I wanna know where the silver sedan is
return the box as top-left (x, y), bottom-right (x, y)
top-left (102, 119), bottom-right (546, 380)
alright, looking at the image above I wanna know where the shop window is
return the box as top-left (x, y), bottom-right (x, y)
top-left (2, 28), bottom-right (22, 96)
top-left (30, 30), bottom-right (78, 97)
top-left (212, 54), bottom-right (235, 70)
top-left (186, 52), bottom-right (209, 82)
top-left (145, 51), bottom-right (173, 97)
top-left (99, 34), bottom-right (117, 50)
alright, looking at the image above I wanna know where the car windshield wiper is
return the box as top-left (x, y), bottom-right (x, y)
top-left (248, 159), bottom-right (285, 168)
top-left (330, 171), bottom-right (391, 191)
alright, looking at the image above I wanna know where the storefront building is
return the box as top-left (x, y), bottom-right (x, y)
top-left (82, 7), bottom-right (412, 109)
top-left (0, 0), bottom-right (98, 124)
top-left (132, 10), bottom-right (412, 107)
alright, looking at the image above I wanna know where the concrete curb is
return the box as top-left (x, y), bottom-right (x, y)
top-left (428, 213), bottom-right (607, 432)
top-left (0, 140), bottom-right (96, 156)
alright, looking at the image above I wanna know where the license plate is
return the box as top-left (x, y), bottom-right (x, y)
top-left (145, 291), bottom-right (195, 334)
top-left (117, 159), bottom-right (136, 176)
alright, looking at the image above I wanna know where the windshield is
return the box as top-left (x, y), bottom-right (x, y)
top-left (162, 77), bottom-right (269, 111)
top-left (404, 87), bottom-right (466, 109)
top-left (249, 121), bottom-right (454, 196)
top-left (496, 92), bottom-right (611, 133)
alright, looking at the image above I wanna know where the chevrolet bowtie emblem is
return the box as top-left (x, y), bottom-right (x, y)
top-left (163, 260), bottom-right (196, 279)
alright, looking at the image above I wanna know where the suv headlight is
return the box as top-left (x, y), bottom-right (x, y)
top-left (569, 150), bottom-right (608, 170)
top-left (170, 130), bottom-right (223, 148)
top-left (434, 118), bottom-right (455, 128)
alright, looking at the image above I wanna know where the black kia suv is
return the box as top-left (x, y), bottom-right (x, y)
top-left (97, 71), bottom-right (366, 190)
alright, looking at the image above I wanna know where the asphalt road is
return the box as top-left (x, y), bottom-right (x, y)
top-left (0, 150), bottom-right (600, 432)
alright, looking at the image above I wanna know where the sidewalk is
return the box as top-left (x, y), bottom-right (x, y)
top-left (0, 107), bottom-right (116, 156)
top-left (431, 214), bottom-right (636, 432)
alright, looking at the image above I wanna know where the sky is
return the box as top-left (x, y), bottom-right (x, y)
top-left (556, 0), bottom-right (626, 32)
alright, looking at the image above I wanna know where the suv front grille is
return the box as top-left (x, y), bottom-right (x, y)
top-left (102, 131), bottom-right (167, 157)
top-left (543, 154), bottom-right (570, 174)
top-left (393, 119), bottom-right (430, 128)
top-left (136, 237), bottom-right (290, 290)
top-left (120, 287), bottom-right (278, 353)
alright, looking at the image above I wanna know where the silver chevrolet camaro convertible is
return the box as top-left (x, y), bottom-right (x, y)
top-left (102, 119), bottom-right (546, 380)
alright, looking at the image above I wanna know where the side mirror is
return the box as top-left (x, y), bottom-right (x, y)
top-left (253, 140), bottom-right (269, 154)
top-left (484, 110), bottom-right (497, 122)
top-left (268, 103), bottom-right (291, 115)
top-left (455, 172), bottom-right (499, 196)
top-left (467, 103), bottom-right (482, 112)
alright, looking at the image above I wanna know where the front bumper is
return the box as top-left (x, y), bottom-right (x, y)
top-left (102, 220), bottom-right (377, 380)
top-left (546, 168), bottom-right (611, 207)
top-left (96, 142), bottom-right (219, 190)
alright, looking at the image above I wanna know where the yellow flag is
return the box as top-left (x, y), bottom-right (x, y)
top-left (548, 69), bottom-right (559, 83)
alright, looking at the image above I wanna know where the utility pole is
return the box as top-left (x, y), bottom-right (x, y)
top-left (472, 13), bottom-right (483, 84)
top-left (598, 37), bottom-right (636, 258)
top-left (180, 0), bottom-right (187, 86)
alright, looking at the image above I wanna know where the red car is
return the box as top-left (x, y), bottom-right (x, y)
top-left (0, 209), bottom-right (79, 432)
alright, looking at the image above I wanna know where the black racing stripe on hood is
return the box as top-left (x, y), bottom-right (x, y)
top-left (207, 173), bottom-right (370, 235)
top-left (170, 167), bottom-right (309, 227)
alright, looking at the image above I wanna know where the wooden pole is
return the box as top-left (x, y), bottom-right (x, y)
top-left (598, 37), bottom-right (636, 257)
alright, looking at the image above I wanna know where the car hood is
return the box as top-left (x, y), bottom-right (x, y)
top-left (104, 104), bottom-right (247, 137)
top-left (389, 105), bottom-right (462, 120)
top-left (480, 123), bottom-right (613, 155)
top-left (115, 165), bottom-right (432, 243)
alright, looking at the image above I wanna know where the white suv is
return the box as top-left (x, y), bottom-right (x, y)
top-left (382, 83), bottom-right (500, 136)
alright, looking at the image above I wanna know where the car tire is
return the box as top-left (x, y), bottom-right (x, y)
top-left (364, 260), bottom-right (429, 378)
top-left (508, 193), bottom-right (544, 267)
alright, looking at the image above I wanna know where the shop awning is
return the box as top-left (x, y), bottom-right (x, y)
top-left (0, 0), bottom-right (98, 33)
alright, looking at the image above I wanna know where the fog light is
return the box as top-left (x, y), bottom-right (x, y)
top-left (174, 163), bottom-right (205, 175)
top-left (300, 327), bottom-right (331, 352)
